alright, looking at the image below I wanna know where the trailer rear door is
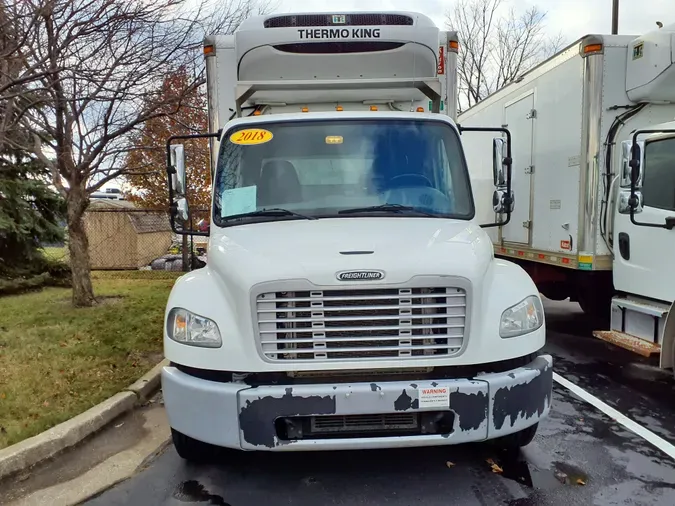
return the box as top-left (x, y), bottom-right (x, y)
top-left (502, 92), bottom-right (535, 245)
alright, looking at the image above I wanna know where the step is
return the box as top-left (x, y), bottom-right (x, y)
top-left (612, 297), bottom-right (670, 318)
top-left (592, 330), bottom-right (662, 358)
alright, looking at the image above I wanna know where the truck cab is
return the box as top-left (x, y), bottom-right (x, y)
top-left (599, 120), bottom-right (675, 366)
top-left (162, 11), bottom-right (552, 460)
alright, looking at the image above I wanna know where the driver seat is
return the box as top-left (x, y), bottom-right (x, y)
top-left (258, 160), bottom-right (302, 206)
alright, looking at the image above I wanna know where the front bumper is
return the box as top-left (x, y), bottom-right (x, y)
top-left (162, 354), bottom-right (553, 451)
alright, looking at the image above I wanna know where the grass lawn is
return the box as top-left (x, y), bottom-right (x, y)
top-left (41, 246), bottom-right (68, 261)
top-left (0, 277), bottom-right (176, 449)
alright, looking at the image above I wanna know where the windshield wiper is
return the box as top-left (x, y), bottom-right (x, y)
top-left (225, 208), bottom-right (318, 220)
top-left (338, 203), bottom-right (436, 217)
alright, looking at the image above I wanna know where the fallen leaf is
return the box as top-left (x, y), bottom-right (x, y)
top-left (446, 461), bottom-right (455, 468)
top-left (576, 478), bottom-right (586, 486)
top-left (43, 401), bottom-right (49, 407)
top-left (486, 458), bottom-right (503, 473)
top-left (0, 393), bottom-right (5, 399)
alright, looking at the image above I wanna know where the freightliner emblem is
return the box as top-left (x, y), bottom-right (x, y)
top-left (336, 270), bottom-right (385, 281)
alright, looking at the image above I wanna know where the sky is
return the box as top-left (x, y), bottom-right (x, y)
top-left (276, 0), bottom-right (675, 41)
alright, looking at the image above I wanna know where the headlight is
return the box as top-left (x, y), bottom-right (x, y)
top-left (167, 307), bottom-right (222, 348)
top-left (499, 295), bottom-right (544, 338)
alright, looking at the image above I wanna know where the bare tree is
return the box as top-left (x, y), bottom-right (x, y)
top-left (0, 0), bottom-right (270, 306)
top-left (446, 0), bottom-right (564, 112)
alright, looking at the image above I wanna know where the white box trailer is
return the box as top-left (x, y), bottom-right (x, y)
top-left (458, 25), bottom-right (675, 368)
top-left (161, 11), bottom-right (554, 461)
top-left (202, 13), bottom-right (459, 176)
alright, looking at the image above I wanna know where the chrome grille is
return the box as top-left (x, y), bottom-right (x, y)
top-left (256, 287), bottom-right (466, 361)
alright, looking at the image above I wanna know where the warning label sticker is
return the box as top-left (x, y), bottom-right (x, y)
top-left (419, 386), bottom-right (450, 408)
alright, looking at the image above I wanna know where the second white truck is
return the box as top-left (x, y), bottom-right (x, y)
top-left (459, 25), bottom-right (675, 370)
top-left (162, 11), bottom-right (552, 461)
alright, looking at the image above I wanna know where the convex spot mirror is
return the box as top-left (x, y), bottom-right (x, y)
top-left (618, 190), bottom-right (643, 214)
top-left (493, 189), bottom-right (515, 214)
top-left (175, 197), bottom-right (189, 222)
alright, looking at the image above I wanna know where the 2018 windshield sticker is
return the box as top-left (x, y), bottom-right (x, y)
top-left (230, 129), bottom-right (273, 145)
top-left (221, 185), bottom-right (257, 217)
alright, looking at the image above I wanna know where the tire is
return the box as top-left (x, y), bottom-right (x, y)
top-left (539, 282), bottom-right (571, 301)
top-left (575, 272), bottom-right (614, 325)
top-left (171, 428), bottom-right (220, 463)
top-left (577, 292), bottom-right (612, 325)
top-left (493, 423), bottom-right (539, 450)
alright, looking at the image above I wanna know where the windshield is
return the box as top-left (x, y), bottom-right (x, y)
top-left (213, 119), bottom-right (474, 226)
top-left (643, 136), bottom-right (675, 212)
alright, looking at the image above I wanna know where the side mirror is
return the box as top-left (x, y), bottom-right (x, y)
top-left (170, 144), bottom-right (186, 196)
top-left (458, 124), bottom-right (513, 228)
top-left (621, 140), bottom-right (644, 188)
top-left (618, 189), bottom-right (643, 214)
top-left (493, 189), bottom-right (515, 214)
top-left (492, 137), bottom-right (508, 187)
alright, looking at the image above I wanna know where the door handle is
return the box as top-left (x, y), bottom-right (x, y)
top-left (618, 232), bottom-right (630, 260)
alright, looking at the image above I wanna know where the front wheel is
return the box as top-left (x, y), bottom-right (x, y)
top-left (171, 428), bottom-right (220, 463)
top-left (493, 423), bottom-right (539, 450)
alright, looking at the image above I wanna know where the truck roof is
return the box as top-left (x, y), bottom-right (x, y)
top-left (644, 120), bottom-right (675, 142)
top-left (458, 32), bottom-right (637, 117)
top-left (221, 110), bottom-right (459, 131)
top-left (235, 11), bottom-right (438, 32)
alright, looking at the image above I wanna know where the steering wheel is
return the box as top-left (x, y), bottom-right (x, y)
top-left (389, 174), bottom-right (433, 188)
top-left (382, 185), bottom-right (454, 213)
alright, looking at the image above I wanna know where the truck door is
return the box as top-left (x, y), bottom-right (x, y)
top-left (613, 134), bottom-right (675, 303)
top-left (502, 92), bottom-right (535, 244)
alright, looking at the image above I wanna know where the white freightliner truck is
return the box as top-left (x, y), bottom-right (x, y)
top-left (458, 25), bottom-right (675, 369)
top-left (162, 11), bottom-right (552, 461)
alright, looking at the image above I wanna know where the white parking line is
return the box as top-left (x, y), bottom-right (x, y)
top-left (553, 372), bottom-right (675, 461)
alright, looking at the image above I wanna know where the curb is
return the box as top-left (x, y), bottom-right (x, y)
top-left (0, 359), bottom-right (169, 482)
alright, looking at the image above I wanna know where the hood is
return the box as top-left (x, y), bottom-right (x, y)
top-left (206, 217), bottom-right (493, 289)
